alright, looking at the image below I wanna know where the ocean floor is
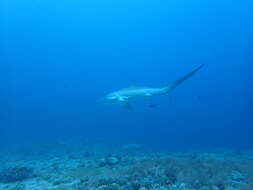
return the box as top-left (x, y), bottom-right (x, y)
top-left (0, 141), bottom-right (253, 190)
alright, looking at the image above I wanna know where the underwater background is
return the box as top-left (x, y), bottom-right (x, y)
top-left (1, 0), bottom-right (252, 149)
top-left (0, 0), bottom-right (253, 190)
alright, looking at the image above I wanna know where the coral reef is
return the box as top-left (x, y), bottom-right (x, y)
top-left (98, 156), bottom-right (120, 167)
top-left (0, 143), bottom-right (253, 190)
top-left (0, 166), bottom-right (35, 183)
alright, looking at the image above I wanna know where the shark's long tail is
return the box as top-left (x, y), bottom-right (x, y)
top-left (164, 64), bottom-right (204, 94)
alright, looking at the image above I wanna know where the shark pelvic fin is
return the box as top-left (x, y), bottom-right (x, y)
top-left (124, 102), bottom-right (132, 110)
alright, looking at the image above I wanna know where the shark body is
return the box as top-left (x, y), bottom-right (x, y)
top-left (102, 64), bottom-right (204, 108)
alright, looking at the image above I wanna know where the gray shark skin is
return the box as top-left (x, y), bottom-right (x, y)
top-left (102, 64), bottom-right (204, 108)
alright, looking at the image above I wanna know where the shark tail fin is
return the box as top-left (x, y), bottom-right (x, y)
top-left (164, 64), bottom-right (204, 94)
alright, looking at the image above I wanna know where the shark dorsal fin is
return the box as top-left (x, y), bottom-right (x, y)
top-left (129, 80), bottom-right (138, 88)
top-left (126, 86), bottom-right (140, 90)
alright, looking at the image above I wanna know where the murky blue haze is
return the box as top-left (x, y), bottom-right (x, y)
top-left (0, 0), bottom-right (252, 150)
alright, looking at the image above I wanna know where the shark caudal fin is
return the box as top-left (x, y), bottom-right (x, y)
top-left (164, 64), bottom-right (204, 94)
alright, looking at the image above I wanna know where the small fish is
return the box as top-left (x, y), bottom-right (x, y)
top-left (148, 104), bottom-right (157, 108)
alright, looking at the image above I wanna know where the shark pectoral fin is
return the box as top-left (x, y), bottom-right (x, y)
top-left (118, 96), bottom-right (128, 102)
top-left (145, 93), bottom-right (152, 97)
top-left (124, 102), bottom-right (132, 110)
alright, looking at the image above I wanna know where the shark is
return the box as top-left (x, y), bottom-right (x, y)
top-left (102, 64), bottom-right (204, 109)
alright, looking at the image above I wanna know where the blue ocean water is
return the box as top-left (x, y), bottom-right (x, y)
top-left (0, 0), bottom-right (252, 151)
